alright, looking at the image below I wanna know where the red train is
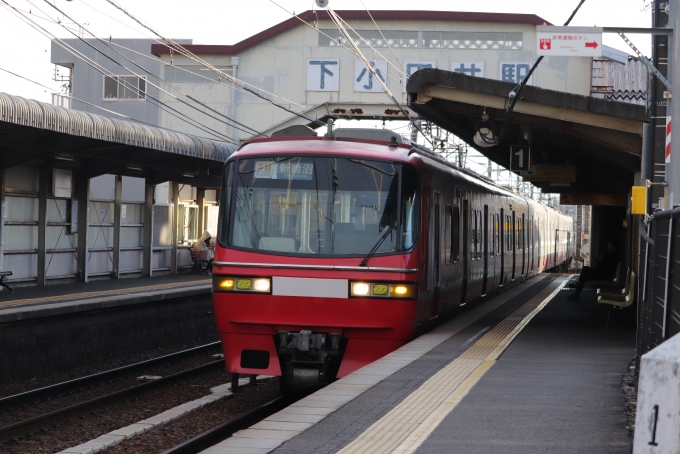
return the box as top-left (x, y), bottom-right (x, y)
top-left (212, 127), bottom-right (573, 388)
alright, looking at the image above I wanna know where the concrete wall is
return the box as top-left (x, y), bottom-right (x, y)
top-left (0, 292), bottom-right (217, 383)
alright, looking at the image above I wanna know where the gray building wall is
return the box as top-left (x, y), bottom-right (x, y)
top-left (50, 38), bottom-right (191, 126)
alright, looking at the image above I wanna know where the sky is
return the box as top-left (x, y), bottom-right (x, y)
top-left (0, 0), bottom-right (654, 103)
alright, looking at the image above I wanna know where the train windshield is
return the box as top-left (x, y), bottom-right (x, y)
top-left (219, 156), bottom-right (419, 256)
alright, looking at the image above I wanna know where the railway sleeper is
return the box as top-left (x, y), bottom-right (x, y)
top-left (275, 330), bottom-right (344, 389)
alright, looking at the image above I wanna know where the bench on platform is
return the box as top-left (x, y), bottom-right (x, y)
top-left (593, 262), bottom-right (622, 288)
top-left (597, 268), bottom-right (631, 298)
top-left (598, 270), bottom-right (636, 329)
top-left (0, 271), bottom-right (14, 294)
top-left (189, 247), bottom-right (211, 274)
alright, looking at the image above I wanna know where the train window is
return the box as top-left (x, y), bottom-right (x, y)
top-left (400, 165), bottom-right (420, 250)
top-left (217, 162), bottom-right (233, 246)
top-left (488, 214), bottom-right (493, 258)
top-left (470, 210), bottom-right (476, 260)
top-left (227, 156), bottom-right (420, 256)
top-left (495, 215), bottom-right (500, 255)
top-left (506, 215), bottom-right (512, 253)
top-left (477, 211), bottom-right (482, 259)
top-left (452, 205), bottom-right (460, 261)
top-left (444, 204), bottom-right (452, 264)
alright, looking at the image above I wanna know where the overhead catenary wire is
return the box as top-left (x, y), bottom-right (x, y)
top-left (268, 1), bottom-right (404, 85)
top-left (35, 0), bottom-right (262, 139)
top-left (358, 0), bottom-right (403, 73)
top-left (102, 0), bottom-right (313, 113)
top-left (325, 7), bottom-right (434, 148)
top-left (75, 0), bottom-right (307, 112)
top-left (0, 66), bottom-right (241, 143)
top-left (1, 0), bottom-right (238, 144)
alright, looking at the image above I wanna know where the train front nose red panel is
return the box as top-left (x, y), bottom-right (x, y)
top-left (221, 333), bottom-right (282, 376)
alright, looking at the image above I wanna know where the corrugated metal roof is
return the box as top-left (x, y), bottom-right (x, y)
top-left (0, 92), bottom-right (236, 162)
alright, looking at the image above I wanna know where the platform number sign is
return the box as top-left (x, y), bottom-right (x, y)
top-left (510, 145), bottom-right (530, 171)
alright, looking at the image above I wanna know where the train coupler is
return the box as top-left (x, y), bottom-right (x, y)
top-left (275, 330), bottom-right (344, 387)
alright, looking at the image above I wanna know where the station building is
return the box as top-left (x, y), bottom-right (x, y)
top-left (1, 10), bottom-right (647, 288)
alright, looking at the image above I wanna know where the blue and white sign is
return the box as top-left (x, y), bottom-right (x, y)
top-left (403, 60), bottom-right (436, 92)
top-left (499, 62), bottom-right (533, 85)
top-left (354, 60), bottom-right (387, 93)
top-left (307, 59), bottom-right (340, 91)
top-left (451, 61), bottom-right (485, 78)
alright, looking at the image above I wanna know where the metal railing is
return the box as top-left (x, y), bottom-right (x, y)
top-left (51, 93), bottom-right (71, 109)
top-left (637, 207), bottom-right (680, 373)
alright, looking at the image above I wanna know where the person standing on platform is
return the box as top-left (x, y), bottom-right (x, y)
top-left (567, 240), bottom-right (620, 299)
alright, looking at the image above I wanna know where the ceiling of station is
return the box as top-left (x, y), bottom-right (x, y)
top-left (406, 69), bottom-right (648, 195)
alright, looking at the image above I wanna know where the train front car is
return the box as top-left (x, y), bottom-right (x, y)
top-left (212, 137), bottom-right (422, 389)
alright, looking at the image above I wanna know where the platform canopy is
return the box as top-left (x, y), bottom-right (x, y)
top-left (0, 92), bottom-right (236, 187)
top-left (406, 69), bottom-right (648, 195)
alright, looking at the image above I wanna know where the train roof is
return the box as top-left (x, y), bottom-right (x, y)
top-left (236, 130), bottom-right (571, 220)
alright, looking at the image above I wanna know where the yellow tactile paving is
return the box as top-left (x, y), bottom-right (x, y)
top-left (0, 279), bottom-right (211, 308)
top-left (338, 276), bottom-right (567, 454)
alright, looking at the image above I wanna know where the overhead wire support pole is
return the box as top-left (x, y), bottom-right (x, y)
top-left (618, 32), bottom-right (672, 91)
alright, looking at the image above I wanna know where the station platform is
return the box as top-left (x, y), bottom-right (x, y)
top-left (205, 273), bottom-right (635, 454)
top-left (0, 274), bottom-right (210, 323)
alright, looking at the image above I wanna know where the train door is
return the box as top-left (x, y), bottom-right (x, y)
top-left (527, 216), bottom-right (536, 272)
top-left (431, 192), bottom-right (441, 319)
top-left (493, 214), bottom-right (499, 287)
top-left (461, 199), bottom-right (469, 303)
top-left (520, 213), bottom-right (526, 277)
top-left (511, 211), bottom-right (516, 280)
top-left (554, 228), bottom-right (559, 267)
top-left (499, 208), bottom-right (505, 286)
top-left (482, 205), bottom-right (488, 295)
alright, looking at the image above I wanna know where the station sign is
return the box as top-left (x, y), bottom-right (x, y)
top-left (559, 193), bottom-right (627, 206)
top-left (523, 165), bottom-right (576, 183)
top-left (536, 26), bottom-right (603, 57)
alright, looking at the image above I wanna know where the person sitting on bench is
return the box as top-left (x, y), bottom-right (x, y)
top-left (193, 230), bottom-right (215, 272)
top-left (568, 239), bottom-right (620, 299)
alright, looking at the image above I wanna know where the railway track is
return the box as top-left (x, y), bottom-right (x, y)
top-left (162, 395), bottom-right (298, 454)
top-left (0, 342), bottom-right (223, 443)
top-left (0, 341), bottom-right (220, 409)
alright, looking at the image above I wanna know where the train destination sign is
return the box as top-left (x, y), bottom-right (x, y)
top-left (523, 165), bottom-right (576, 183)
top-left (536, 26), bottom-right (603, 57)
top-left (559, 193), bottom-right (628, 207)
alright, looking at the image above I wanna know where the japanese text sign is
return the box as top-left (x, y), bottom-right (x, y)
top-left (307, 59), bottom-right (340, 91)
top-left (354, 60), bottom-right (388, 93)
top-left (451, 62), bottom-right (485, 78)
top-left (536, 26), bottom-right (602, 57)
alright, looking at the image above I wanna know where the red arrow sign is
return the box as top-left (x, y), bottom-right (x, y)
top-left (585, 41), bottom-right (598, 49)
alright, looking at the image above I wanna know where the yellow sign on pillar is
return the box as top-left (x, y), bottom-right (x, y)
top-left (631, 186), bottom-right (647, 215)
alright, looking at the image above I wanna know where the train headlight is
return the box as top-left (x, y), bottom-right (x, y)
top-left (393, 285), bottom-right (408, 295)
top-left (349, 281), bottom-right (417, 298)
top-left (218, 278), bottom-right (235, 290)
top-left (253, 278), bottom-right (271, 292)
top-left (213, 276), bottom-right (271, 294)
top-left (351, 282), bottom-right (370, 296)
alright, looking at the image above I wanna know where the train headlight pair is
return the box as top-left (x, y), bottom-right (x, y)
top-left (213, 276), bottom-right (271, 293)
top-left (350, 281), bottom-right (417, 299)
